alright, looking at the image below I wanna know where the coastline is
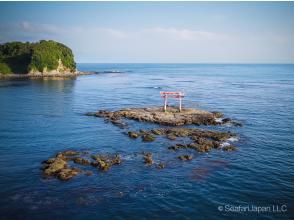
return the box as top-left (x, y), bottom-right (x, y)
top-left (0, 71), bottom-right (94, 79)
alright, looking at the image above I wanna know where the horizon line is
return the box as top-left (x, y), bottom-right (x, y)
top-left (77, 62), bottom-right (294, 65)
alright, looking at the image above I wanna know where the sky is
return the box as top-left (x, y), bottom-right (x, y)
top-left (0, 2), bottom-right (294, 63)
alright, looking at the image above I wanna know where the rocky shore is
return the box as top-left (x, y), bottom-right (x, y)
top-left (42, 106), bottom-right (241, 181)
top-left (127, 127), bottom-right (236, 153)
top-left (42, 150), bottom-right (122, 180)
top-left (87, 106), bottom-right (242, 127)
top-left (0, 71), bottom-right (93, 79)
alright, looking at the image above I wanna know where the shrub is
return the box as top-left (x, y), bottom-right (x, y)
top-left (0, 40), bottom-right (76, 74)
top-left (0, 62), bottom-right (12, 74)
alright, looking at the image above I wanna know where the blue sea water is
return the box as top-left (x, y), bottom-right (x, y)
top-left (0, 64), bottom-right (293, 220)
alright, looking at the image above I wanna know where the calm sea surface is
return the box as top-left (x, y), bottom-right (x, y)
top-left (0, 64), bottom-right (293, 219)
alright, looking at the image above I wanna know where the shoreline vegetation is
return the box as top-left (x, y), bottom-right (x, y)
top-left (0, 40), bottom-right (85, 79)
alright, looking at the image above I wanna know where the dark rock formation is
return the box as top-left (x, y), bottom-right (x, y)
top-left (178, 155), bottom-right (193, 161)
top-left (143, 152), bottom-right (153, 165)
top-left (41, 150), bottom-right (122, 180)
top-left (86, 106), bottom-right (239, 127)
top-left (222, 145), bottom-right (237, 151)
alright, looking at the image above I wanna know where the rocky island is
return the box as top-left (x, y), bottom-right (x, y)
top-left (87, 106), bottom-right (242, 127)
top-left (0, 40), bottom-right (89, 78)
top-left (42, 106), bottom-right (241, 181)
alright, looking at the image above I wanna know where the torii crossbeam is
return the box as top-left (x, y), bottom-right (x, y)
top-left (160, 91), bottom-right (185, 112)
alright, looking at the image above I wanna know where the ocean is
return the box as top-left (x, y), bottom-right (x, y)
top-left (0, 64), bottom-right (293, 219)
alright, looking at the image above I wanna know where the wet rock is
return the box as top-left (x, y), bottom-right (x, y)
top-left (56, 168), bottom-right (80, 181)
top-left (42, 150), bottom-right (122, 180)
top-left (178, 155), bottom-right (193, 161)
top-left (157, 162), bottom-right (165, 169)
top-left (42, 157), bottom-right (56, 164)
top-left (58, 150), bottom-right (80, 157)
top-left (222, 118), bottom-right (231, 123)
top-left (91, 154), bottom-right (122, 171)
top-left (196, 144), bottom-right (212, 153)
top-left (110, 119), bottom-right (127, 128)
top-left (166, 134), bottom-right (177, 140)
top-left (142, 134), bottom-right (155, 142)
top-left (73, 157), bottom-right (91, 165)
top-left (128, 131), bottom-right (139, 139)
top-left (168, 143), bottom-right (188, 151)
top-left (151, 128), bottom-right (165, 135)
top-left (187, 142), bottom-right (198, 150)
top-left (85, 171), bottom-right (93, 176)
top-left (43, 158), bottom-right (67, 175)
top-left (143, 152), bottom-right (153, 165)
top-left (222, 145), bottom-right (237, 151)
top-left (231, 121), bottom-right (242, 127)
top-left (87, 106), bottom-right (230, 126)
top-left (212, 111), bottom-right (224, 118)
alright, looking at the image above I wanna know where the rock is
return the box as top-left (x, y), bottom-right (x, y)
top-left (58, 150), bottom-right (80, 157)
top-left (222, 118), bottom-right (231, 123)
top-left (222, 145), bottom-right (237, 151)
top-left (142, 134), bottom-right (155, 142)
top-left (168, 143), bottom-right (188, 151)
top-left (178, 155), bottom-right (193, 161)
top-left (110, 119), bottom-right (127, 128)
top-left (143, 152), bottom-right (153, 165)
top-left (87, 106), bottom-right (226, 126)
top-left (166, 134), bottom-right (177, 140)
top-left (187, 142), bottom-right (198, 149)
top-left (91, 154), bottom-right (122, 171)
top-left (196, 144), bottom-right (212, 153)
top-left (43, 158), bottom-right (67, 175)
top-left (56, 168), bottom-right (80, 181)
top-left (231, 121), bottom-right (242, 127)
top-left (212, 111), bottom-right (224, 118)
top-left (85, 171), bottom-right (93, 176)
top-left (151, 128), bottom-right (164, 135)
top-left (128, 131), bottom-right (139, 139)
top-left (42, 157), bottom-right (56, 164)
top-left (42, 150), bottom-right (122, 180)
top-left (73, 157), bottom-right (91, 165)
top-left (112, 154), bottom-right (122, 165)
top-left (157, 163), bottom-right (165, 169)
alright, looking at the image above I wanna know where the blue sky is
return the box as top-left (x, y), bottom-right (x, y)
top-left (1, 2), bottom-right (294, 63)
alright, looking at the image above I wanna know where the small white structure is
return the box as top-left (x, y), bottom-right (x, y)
top-left (160, 91), bottom-right (185, 112)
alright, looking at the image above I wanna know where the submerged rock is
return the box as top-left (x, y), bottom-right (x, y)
top-left (178, 155), bottom-right (193, 161)
top-left (143, 152), bottom-right (153, 165)
top-left (128, 127), bottom-right (235, 149)
top-left (73, 157), bottom-right (91, 165)
top-left (128, 131), bottom-right (139, 139)
top-left (142, 134), bottom-right (155, 142)
top-left (157, 162), bottom-right (165, 169)
top-left (166, 134), bottom-right (177, 140)
top-left (91, 154), bottom-right (122, 171)
top-left (56, 168), bottom-right (81, 181)
top-left (222, 145), bottom-right (237, 151)
top-left (168, 143), bottom-right (188, 151)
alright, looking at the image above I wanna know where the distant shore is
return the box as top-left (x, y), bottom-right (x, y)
top-left (0, 71), bottom-right (94, 79)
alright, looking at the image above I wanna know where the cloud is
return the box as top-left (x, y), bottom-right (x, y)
top-left (142, 27), bottom-right (228, 41)
top-left (1, 21), bottom-right (293, 63)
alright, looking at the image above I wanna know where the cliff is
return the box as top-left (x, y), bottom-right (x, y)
top-left (0, 40), bottom-right (76, 76)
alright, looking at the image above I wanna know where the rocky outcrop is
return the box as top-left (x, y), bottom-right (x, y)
top-left (127, 127), bottom-right (236, 152)
top-left (87, 106), bottom-right (236, 126)
top-left (42, 150), bottom-right (122, 181)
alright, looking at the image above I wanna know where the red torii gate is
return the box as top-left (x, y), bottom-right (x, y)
top-left (160, 91), bottom-right (185, 112)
